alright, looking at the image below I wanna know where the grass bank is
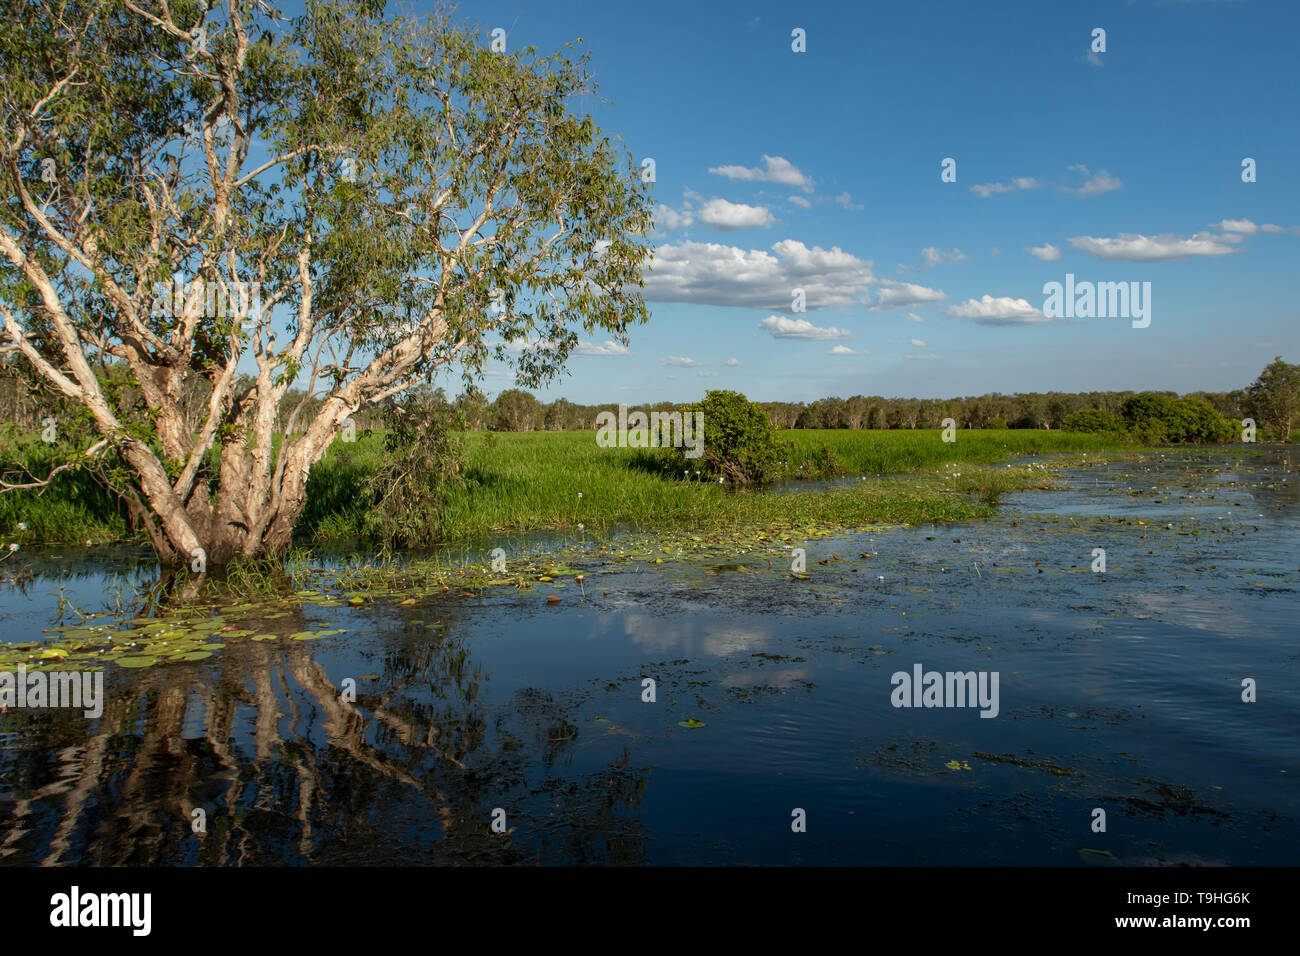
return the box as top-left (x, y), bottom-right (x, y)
top-left (5, 427), bottom-right (1129, 548)
top-left (302, 428), bottom-right (1123, 542)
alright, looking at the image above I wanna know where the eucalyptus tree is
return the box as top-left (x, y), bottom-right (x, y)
top-left (1, 0), bottom-right (652, 564)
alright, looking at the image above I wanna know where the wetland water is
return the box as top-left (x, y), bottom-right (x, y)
top-left (0, 451), bottom-right (1295, 865)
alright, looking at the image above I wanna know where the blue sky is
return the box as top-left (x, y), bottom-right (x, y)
top-left (422, 1), bottom-right (1297, 402)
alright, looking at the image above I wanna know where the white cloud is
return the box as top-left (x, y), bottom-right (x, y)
top-left (921, 246), bottom-right (965, 268)
top-left (947, 294), bottom-right (1050, 325)
top-left (888, 338), bottom-right (928, 347)
top-left (724, 357), bottom-right (740, 366)
top-left (643, 239), bottom-right (876, 309)
top-left (1261, 223), bottom-right (1284, 233)
top-left (696, 198), bottom-right (775, 230)
top-left (970, 177), bottom-right (1039, 198)
top-left (697, 370), bottom-right (718, 377)
top-left (869, 280), bottom-right (947, 312)
top-left (1068, 232), bottom-right (1239, 261)
top-left (758, 315), bottom-right (851, 341)
top-left (708, 155), bottom-right (812, 191)
top-left (1215, 218), bottom-right (1258, 234)
top-left (905, 312), bottom-right (925, 323)
top-left (660, 355), bottom-right (702, 368)
top-left (1068, 165), bottom-right (1122, 197)
top-left (827, 345), bottom-right (870, 355)
top-left (1086, 51), bottom-right (1104, 68)
top-left (1027, 242), bottom-right (1062, 262)
top-left (574, 340), bottom-right (630, 357)
top-left (788, 195), bottom-right (812, 209)
top-left (835, 192), bottom-right (864, 211)
top-left (655, 203), bottom-right (694, 231)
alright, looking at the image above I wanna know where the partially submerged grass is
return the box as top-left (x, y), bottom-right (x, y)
top-left (304, 428), bottom-right (1111, 542)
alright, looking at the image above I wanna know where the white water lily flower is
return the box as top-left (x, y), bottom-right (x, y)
top-left (577, 523), bottom-right (585, 531)
top-left (7, 543), bottom-right (17, 552)
top-left (16, 522), bottom-right (27, 531)
top-left (577, 492), bottom-right (583, 498)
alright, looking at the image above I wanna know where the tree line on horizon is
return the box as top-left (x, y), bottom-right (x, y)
top-left (3, 356), bottom-right (1295, 443)
top-left (406, 356), bottom-right (1298, 441)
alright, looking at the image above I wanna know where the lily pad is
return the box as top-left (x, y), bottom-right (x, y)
top-left (116, 656), bottom-right (160, 668)
top-left (677, 718), bottom-right (707, 729)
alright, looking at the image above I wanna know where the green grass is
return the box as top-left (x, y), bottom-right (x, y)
top-left (0, 436), bottom-right (133, 546)
top-left (3, 427), bottom-right (1132, 548)
top-left (301, 427), bottom-right (1126, 543)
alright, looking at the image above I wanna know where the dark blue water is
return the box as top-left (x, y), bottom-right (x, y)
top-left (0, 451), bottom-right (1295, 865)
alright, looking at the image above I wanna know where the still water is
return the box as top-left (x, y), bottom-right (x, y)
top-left (1, 451), bottom-right (1295, 865)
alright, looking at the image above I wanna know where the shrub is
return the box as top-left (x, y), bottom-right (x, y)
top-left (675, 390), bottom-right (790, 484)
top-left (1168, 397), bottom-right (1235, 444)
top-left (983, 419), bottom-right (1009, 429)
top-left (362, 393), bottom-right (468, 547)
top-left (1061, 409), bottom-right (1123, 434)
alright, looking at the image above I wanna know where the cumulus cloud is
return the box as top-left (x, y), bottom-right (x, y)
top-left (1215, 218), bottom-right (1258, 234)
top-left (835, 192), bottom-right (864, 211)
top-left (660, 355), bottom-right (702, 368)
top-left (827, 345), bottom-right (870, 355)
top-left (642, 239), bottom-right (875, 309)
top-left (788, 195), bottom-right (812, 209)
top-left (758, 315), bottom-right (851, 341)
top-left (868, 280), bottom-right (947, 312)
top-left (888, 338), bottom-right (928, 347)
top-left (724, 357), bottom-right (741, 366)
top-left (1027, 242), bottom-right (1062, 262)
top-left (1261, 223), bottom-right (1284, 233)
top-left (947, 295), bottom-right (1050, 325)
top-left (921, 246), bottom-right (965, 268)
top-left (970, 177), bottom-right (1039, 198)
top-left (696, 198), bottom-right (775, 230)
top-left (574, 340), bottom-right (630, 357)
top-left (905, 312), bottom-right (925, 323)
top-left (708, 155), bottom-right (812, 191)
top-left (1068, 232), bottom-right (1239, 261)
top-left (1068, 165), bottom-right (1122, 197)
top-left (655, 203), bottom-right (694, 232)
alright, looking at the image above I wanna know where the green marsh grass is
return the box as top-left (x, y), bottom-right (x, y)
top-left (7, 427), bottom-right (1127, 547)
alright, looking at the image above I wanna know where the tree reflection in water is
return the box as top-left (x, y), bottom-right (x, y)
top-left (0, 617), bottom-right (649, 866)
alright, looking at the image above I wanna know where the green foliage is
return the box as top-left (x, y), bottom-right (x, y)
top-left (361, 393), bottom-right (469, 548)
top-left (1061, 409), bottom-right (1124, 434)
top-left (983, 419), bottom-right (1009, 429)
top-left (1245, 356), bottom-right (1299, 442)
top-left (1119, 393), bottom-right (1234, 444)
top-left (676, 390), bottom-right (791, 484)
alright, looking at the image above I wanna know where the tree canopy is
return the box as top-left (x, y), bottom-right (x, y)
top-left (1, 0), bottom-right (653, 565)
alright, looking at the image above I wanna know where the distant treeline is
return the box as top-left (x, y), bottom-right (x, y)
top-left (447, 387), bottom-right (1250, 433)
top-left (0, 360), bottom-right (1278, 438)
